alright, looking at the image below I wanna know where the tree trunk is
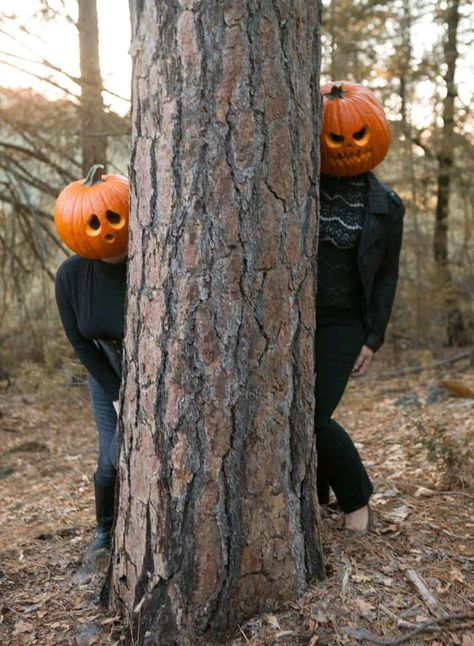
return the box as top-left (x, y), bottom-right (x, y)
top-left (399, 0), bottom-right (423, 344)
top-left (105, 1), bottom-right (324, 643)
top-left (433, 0), bottom-right (467, 345)
top-left (77, 0), bottom-right (107, 174)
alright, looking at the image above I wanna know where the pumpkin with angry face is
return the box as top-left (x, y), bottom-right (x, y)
top-left (54, 164), bottom-right (129, 259)
top-left (320, 81), bottom-right (391, 177)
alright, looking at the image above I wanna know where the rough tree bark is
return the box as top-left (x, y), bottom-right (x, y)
top-left (106, 1), bottom-right (323, 643)
top-left (77, 0), bottom-right (107, 173)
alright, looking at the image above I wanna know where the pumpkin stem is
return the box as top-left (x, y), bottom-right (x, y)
top-left (83, 164), bottom-right (105, 186)
top-left (325, 82), bottom-right (346, 100)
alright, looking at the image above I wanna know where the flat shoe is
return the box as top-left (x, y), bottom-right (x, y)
top-left (345, 504), bottom-right (372, 534)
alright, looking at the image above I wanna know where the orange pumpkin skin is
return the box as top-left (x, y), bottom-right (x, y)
top-left (54, 165), bottom-right (129, 259)
top-left (320, 81), bottom-right (391, 177)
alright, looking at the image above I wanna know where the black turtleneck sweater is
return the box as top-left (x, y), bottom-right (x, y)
top-left (55, 255), bottom-right (126, 400)
top-left (317, 174), bottom-right (368, 323)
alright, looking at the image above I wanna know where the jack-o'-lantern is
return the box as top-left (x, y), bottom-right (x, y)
top-left (54, 164), bottom-right (129, 259)
top-left (320, 81), bottom-right (390, 176)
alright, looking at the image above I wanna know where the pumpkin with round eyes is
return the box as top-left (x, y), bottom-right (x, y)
top-left (54, 164), bottom-right (129, 259)
top-left (320, 81), bottom-right (391, 176)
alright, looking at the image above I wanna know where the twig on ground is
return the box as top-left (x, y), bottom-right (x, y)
top-left (344, 613), bottom-right (474, 644)
top-left (238, 625), bottom-right (252, 645)
top-left (341, 563), bottom-right (352, 598)
top-left (379, 349), bottom-right (472, 378)
top-left (437, 491), bottom-right (474, 499)
top-left (378, 604), bottom-right (440, 632)
top-left (406, 569), bottom-right (445, 616)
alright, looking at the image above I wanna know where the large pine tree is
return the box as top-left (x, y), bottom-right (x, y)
top-left (105, 2), bottom-right (324, 643)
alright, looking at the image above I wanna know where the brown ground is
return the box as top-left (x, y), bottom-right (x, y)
top-left (0, 349), bottom-right (473, 645)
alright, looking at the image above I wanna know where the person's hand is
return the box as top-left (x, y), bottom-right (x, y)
top-left (112, 400), bottom-right (120, 415)
top-left (351, 345), bottom-right (374, 377)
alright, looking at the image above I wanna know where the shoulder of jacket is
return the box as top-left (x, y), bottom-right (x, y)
top-left (372, 174), bottom-right (405, 213)
top-left (387, 188), bottom-right (404, 211)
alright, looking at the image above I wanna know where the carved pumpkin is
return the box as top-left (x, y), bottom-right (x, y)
top-left (320, 81), bottom-right (390, 176)
top-left (54, 164), bottom-right (129, 259)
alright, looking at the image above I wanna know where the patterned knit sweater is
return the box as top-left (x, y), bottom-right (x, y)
top-left (317, 174), bottom-right (368, 321)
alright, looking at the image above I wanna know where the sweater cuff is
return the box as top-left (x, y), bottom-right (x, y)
top-left (365, 331), bottom-right (383, 353)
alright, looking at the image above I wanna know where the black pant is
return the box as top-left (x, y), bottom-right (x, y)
top-left (316, 319), bottom-right (374, 513)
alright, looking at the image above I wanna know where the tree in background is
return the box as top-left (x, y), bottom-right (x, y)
top-left (103, 2), bottom-right (324, 642)
top-left (78, 0), bottom-right (107, 173)
top-left (432, 0), bottom-right (469, 345)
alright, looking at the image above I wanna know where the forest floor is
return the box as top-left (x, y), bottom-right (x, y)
top-left (0, 347), bottom-right (473, 646)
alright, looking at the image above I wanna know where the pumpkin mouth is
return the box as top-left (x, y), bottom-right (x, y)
top-left (335, 149), bottom-right (372, 160)
top-left (105, 233), bottom-right (115, 242)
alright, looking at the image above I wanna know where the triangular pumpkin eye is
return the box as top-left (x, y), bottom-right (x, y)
top-left (89, 214), bottom-right (101, 230)
top-left (329, 132), bottom-right (344, 143)
top-left (353, 126), bottom-right (367, 140)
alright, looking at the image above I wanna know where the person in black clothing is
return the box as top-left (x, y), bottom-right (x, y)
top-left (55, 251), bottom-right (127, 563)
top-left (54, 166), bottom-right (129, 564)
top-left (316, 83), bottom-right (405, 531)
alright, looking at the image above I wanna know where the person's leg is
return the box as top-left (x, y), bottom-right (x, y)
top-left (88, 374), bottom-right (117, 486)
top-left (86, 374), bottom-right (117, 562)
top-left (315, 321), bottom-right (374, 515)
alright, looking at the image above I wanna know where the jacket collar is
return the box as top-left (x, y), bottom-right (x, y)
top-left (367, 171), bottom-right (389, 214)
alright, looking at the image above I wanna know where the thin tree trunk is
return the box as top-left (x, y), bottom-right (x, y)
top-left (400, 0), bottom-right (423, 344)
top-left (433, 0), bottom-right (467, 345)
top-left (105, 1), bottom-right (323, 643)
top-left (77, 0), bottom-right (107, 174)
top-left (328, 0), bottom-right (339, 79)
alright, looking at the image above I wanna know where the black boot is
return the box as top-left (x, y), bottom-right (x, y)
top-left (84, 475), bottom-right (115, 569)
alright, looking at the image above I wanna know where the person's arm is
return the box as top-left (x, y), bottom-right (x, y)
top-left (55, 270), bottom-right (121, 400)
top-left (365, 194), bottom-right (405, 352)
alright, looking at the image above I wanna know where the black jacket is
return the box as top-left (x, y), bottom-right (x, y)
top-left (358, 171), bottom-right (405, 351)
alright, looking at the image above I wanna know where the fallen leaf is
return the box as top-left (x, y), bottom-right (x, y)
top-left (13, 620), bottom-right (35, 635)
top-left (414, 486), bottom-right (435, 497)
top-left (265, 613), bottom-right (281, 629)
top-left (385, 505), bottom-right (412, 522)
top-left (450, 568), bottom-right (465, 583)
top-left (100, 616), bottom-right (119, 625)
top-left (351, 573), bottom-right (372, 583)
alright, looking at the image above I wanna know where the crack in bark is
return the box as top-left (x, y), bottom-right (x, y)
top-left (271, 0), bottom-right (300, 210)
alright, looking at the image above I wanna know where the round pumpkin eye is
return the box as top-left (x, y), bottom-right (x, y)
top-left (106, 210), bottom-right (121, 225)
top-left (89, 214), bottom-right (101, 230)
top-left (353, 127), bottom-right (367, 141)
top-left (329, 132), bottom-right (344, 143)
